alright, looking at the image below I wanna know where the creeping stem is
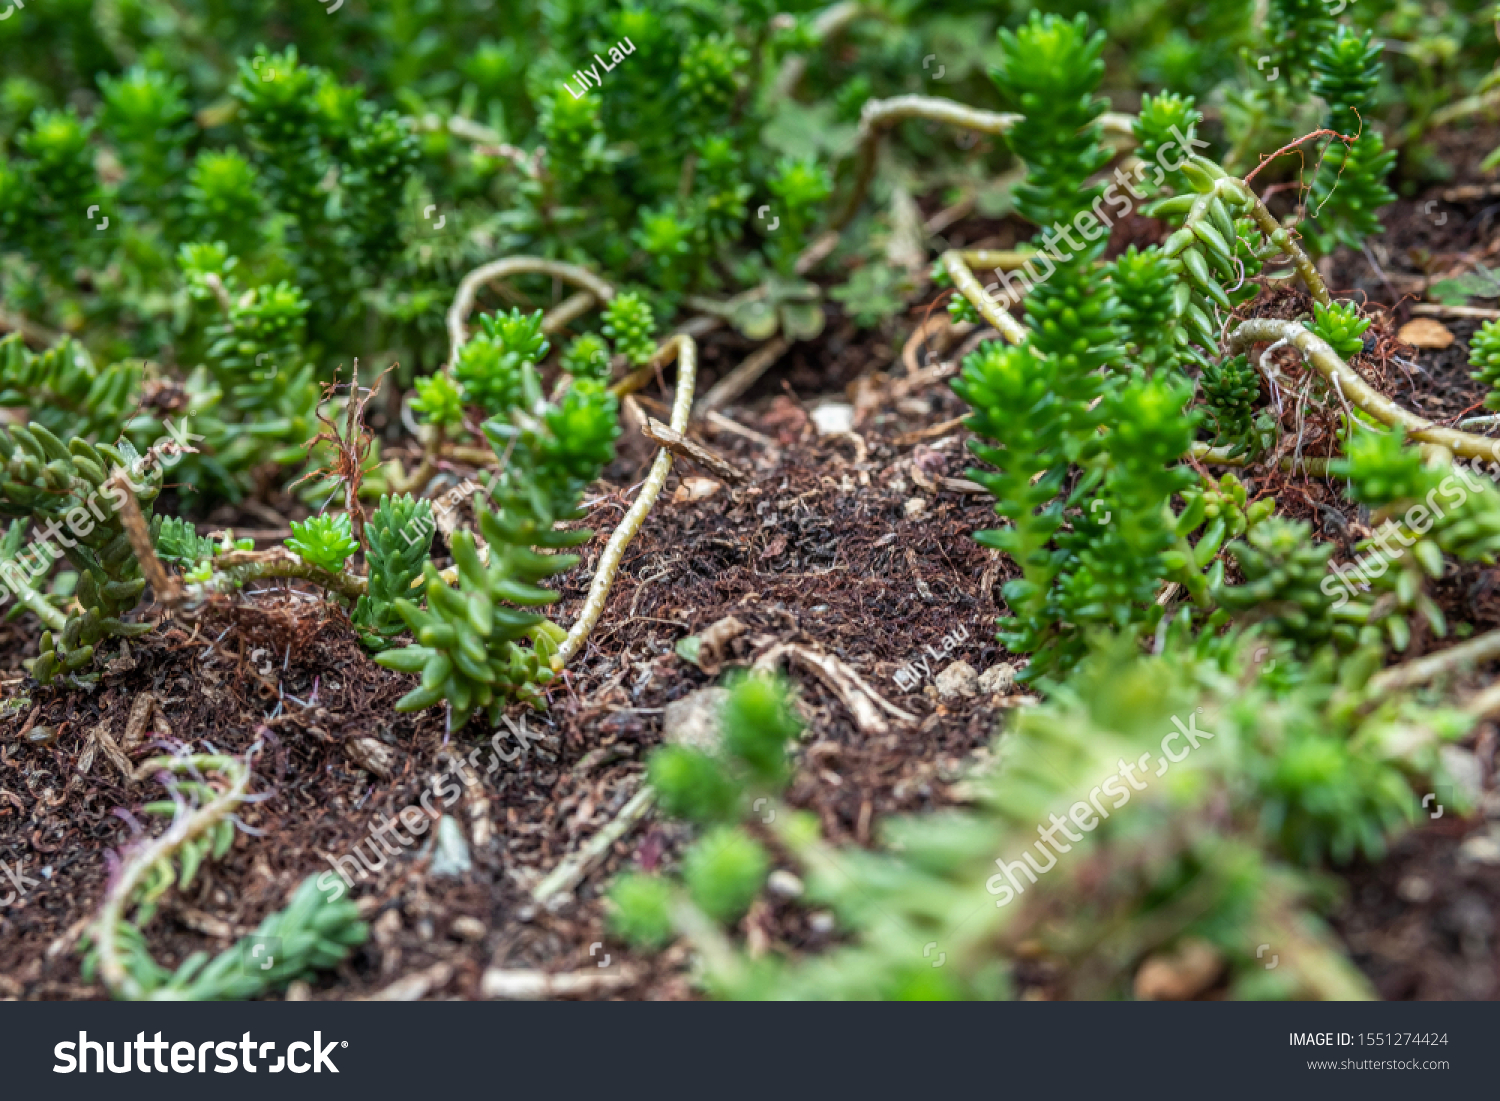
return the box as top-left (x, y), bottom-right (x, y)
top-left (1227, 320), bottom-right (1500, 462)
top-left (832, 96), bottom-right (1136, 233)
top-left (1235, 187), bottom-right (1331, 308)
top-left (553, 333), bottom-right (698, 669)
top-left (208, 547), bottom-right (368, 602)
top-left (941, 250), bottom-right (1031, 345)
top-left (93, 749), bottom-right (258, 1000)
top-left (9, 566), bottom-right (67, 633)
top-left (1367, 626), bottom-right (1500, 698)
top-left (446, 258), bottom-right (618, 366)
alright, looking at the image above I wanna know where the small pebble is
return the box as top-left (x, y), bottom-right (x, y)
top-left (978, 663), bottom-right (1016, 695)
top-left (767, 870), bottom-right (804, 899)
top-left (662, 687), bottom-right (731, 753)
top-left (429, 816), bottom-right (472, 877)
top-left (810, 402), bottom-right (854, 435)
top-left (935, 660), bottom-right (978, 700)
top-left (904, 497), bottom-right (927, 518)
top-left (1457, 833), bottom-right (1500, 867)
top-left (451, 916), bottom-right (487, 942)
top-left (1396, 875), bottom-right (1433, 904)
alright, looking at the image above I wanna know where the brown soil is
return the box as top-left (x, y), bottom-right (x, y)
top-left (3, 123), bottom-right (1500, 1002)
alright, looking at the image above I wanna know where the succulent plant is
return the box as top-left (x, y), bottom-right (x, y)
top-left (352, 494), bottom-right (434, 650)
top-left (285, 512), bottom-right (360, 575)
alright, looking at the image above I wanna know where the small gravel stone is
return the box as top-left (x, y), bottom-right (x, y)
top-left (1457, 832), bottom-right (1500, 867)
top-left (978, 663), bottom-right (1016, 695)
top-left (935, 660), bottom-right (978, 700)
top-left (344, 737), bottom-right (396, 779)
top-left (810, 402), bottom-right (854, 435)
top-left (904, 497), bottom-right (927, 518)
top-left (430, 816), bottom-right (472, 877)
top-left (451, 916), bottom-right (487, 942)
top-left (663, 686), bottom-right (731, 753)
top-left (767, 870), bottom-right (804, 899)
top-left (808, 910), bottom-right (836, 934)
top-left (1396, 875), bottom-right (1433, 904)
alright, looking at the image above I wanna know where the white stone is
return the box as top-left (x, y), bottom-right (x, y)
top-left (767, 870), bottom-right (804, 898)
top-left (810, 402), bottom-right (854, 435)
top-left (430, 816), bottom-right (472, 877)
top-left (1439, 746), bottom-right (1484, 806)
top-left (662, 687), bottom-right (731, 753)
top-left (934, 660), bottom-right (978, 700)
top-left (978, 663), bottom-right (1016, 695)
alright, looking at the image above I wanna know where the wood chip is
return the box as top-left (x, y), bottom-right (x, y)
top-left (753, 642), bottom-right (917, 732)
top-left (177, 907), bottom-right (249, 939)
top-left (696, 614), bottom-right (747, 675)
top-left (344, 737), bottom-right (396, 779)
top-left (703, 409), bottom-right (779, 452)
top-left (123, 692), bottom-right (156, 751)
top-left (363, 962), bottom-right (454, 1001)
top-left (672, 476), bottom-right (723, 503)
top-left (480, 965), bottom-right (640, 999)
top-left (532, 784), bottom-right (654, 906)
top-left (104, 640), bottom-right (136, 676)
top-left (1397, 318), bottom-right (1455, 349)
top-left (1134, 939), bottom-right (1225, 1001)
top-left (1412, 302), bottom-right (1500, 321)
top-left (84, 719), bottom-right (133, 780)
top-left (642, 417), bottom-right (748, 484)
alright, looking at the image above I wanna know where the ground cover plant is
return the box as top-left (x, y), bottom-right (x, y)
top-left (2, 0), bottom-right (1500, 1003)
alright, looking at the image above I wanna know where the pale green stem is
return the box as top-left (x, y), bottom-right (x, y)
top-left (1368, 627), bottom-right (1500, 698)
top-left (552, 333), bottom-right (698, 669)
top-left (11, 566), bottom-right (67, 633)
top-left (833, 95), bottom-right (1136, 232)
top-left (941, 251), bottom-right (1030, 345)
top-left (209, 547), bottom-right (368, 602)
top-left (1228, 319), bottom-right (1500, 462)
top-left (446, 257), bottom-right (618, 367)
top-left (94, 750), bottom-right (256, 1000)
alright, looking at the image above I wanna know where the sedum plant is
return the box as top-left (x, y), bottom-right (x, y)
top-left (0, 425), bottom-right (163, 688)
top-left (375, 309), bottom-right (621, 727)
top-left (663, 640), bottom-right (1466, 1000)
top-left (1305, 27), bottom-right (1396, 256)
top-left (352, 494), bottom-right (435, 651)
top-left (1306, 299), bottom-right (1371, 358)
top-left (0, 334), bottom-right (142, 442)
top-left (1199, 354), bottom-right (1262, 447)
top-left (610, 673), bottom-right (799, 945)
top-left (285, 512), bottom-right (360, 575)
top-left (454, 307), bottom-right (551, 416)
top-left (81, 745), bottom-right (366, 1000)
top-left (1469, 319), bottom-right (1500, 409)
top-left (600, 292), bottom-right (659, 367)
